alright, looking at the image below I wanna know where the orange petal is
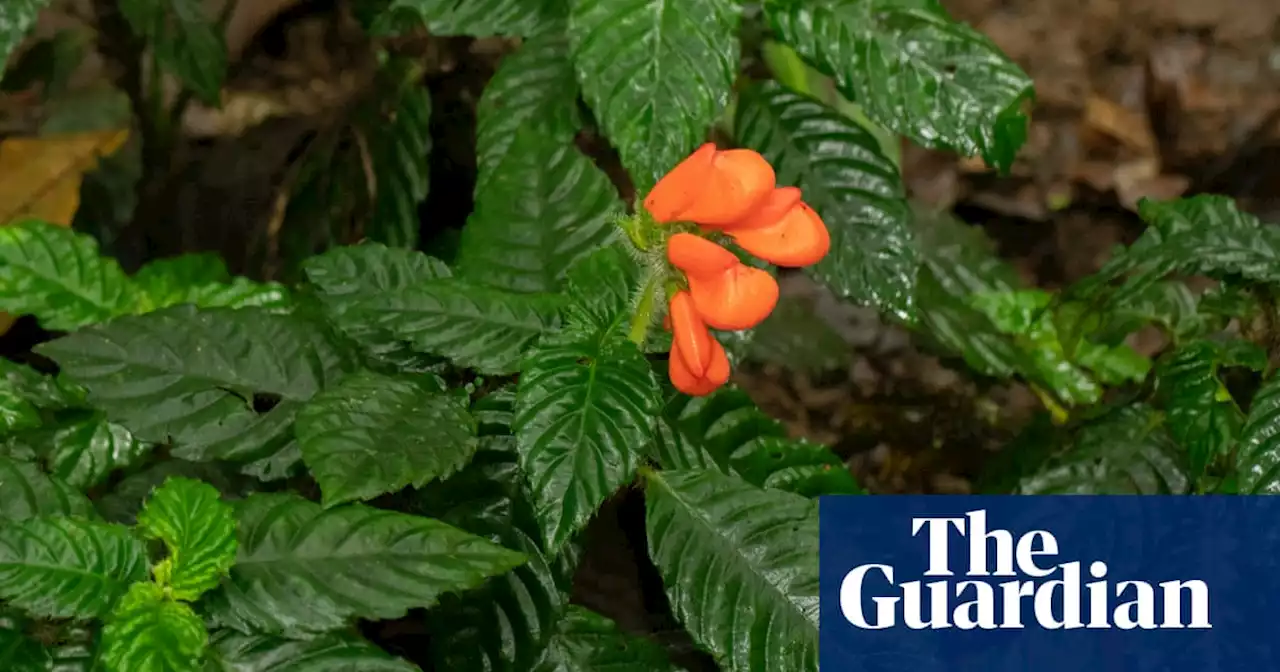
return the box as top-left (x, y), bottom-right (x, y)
top-left (669, 290), bottom-right (714, 378)
top-left (669, 346), bottom-right (720, 396)
top-left (703, 337), bottom-right (731, 386)
top-left (712, 186), bottom-right (803, 231)
top-left (678, 149), bottom-right (776, 227)
top-left (687, 263), bottom-right (779, 331)
top-left (730, 201), bottom-right (830, 267)
top-left (666, 232), bottom-right (739, 278)
top-left (644, 143), bottom-right (717, 222)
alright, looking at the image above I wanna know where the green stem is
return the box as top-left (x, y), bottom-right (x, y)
top-left (628, 271), bottom-right (662, 346)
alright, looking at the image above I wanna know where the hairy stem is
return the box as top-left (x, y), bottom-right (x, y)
top-left (629, 270), bottom-right (662, 346)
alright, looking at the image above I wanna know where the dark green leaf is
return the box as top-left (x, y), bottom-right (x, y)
top-left (100, 582), bottom-right (207, 672)
top-left (296, 371), bottom-right (478, 506)
top-left (764, 0), bottom-right (1033, 170)
top-left (132, 254), bottom-right (290, 313)
top-left (570, 0), bottom-right (740, 191)
top-left (1239, 373), bottom-right (1280, 494)
top-left (136, 477), bottom-right (238, 602)
top-left (118, 0), bottom-right (226, 104)
top-left (560, 242), bottom-right (645, 335)
top-left (0, 220), bottom-right (137, 331)
top-left (515, 332), bottom-right (660, 551)
top-left (457, 124), bottom-right (621, 293)
top-left (38, 305), bottom-right (352, 462)
top-left (205, 493), bottom-right (527, 636)
top-left (96, 459), bottom-right (253, 526)
top-left (0, 455), bottom-right (95, 521)
top-left (0, 386), bottom-right (39, 433)
top-left (644, 468), bottom-right (818, 672)
top-left (735, 82), bottom-right (915, 320)
top-left (0, 358), bottom-right (85, 409)
top-left (373, 0), bottom-right (567, 38)
top-left (21, 411), bottom-right (150, 490)
top-left (0, 626), bottom-right (50, 670)
top-left (365, 66), bottom-right (431, 248)
top-left (206, 629), bottom-right (420, 671)
top-left (0, 1), bottom-right (52, 70)
top-left (0, 516), bottom-right (148, 619)
top-left (532, 606), bottom-right (677, 671)
top-left (1155, 339), bottom-right (1258, 479)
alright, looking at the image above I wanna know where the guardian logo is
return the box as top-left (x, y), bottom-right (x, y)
top-left (839, 510), bottom-right (1212, 631)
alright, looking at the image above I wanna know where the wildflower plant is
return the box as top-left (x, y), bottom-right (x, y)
top-left (1, 0), bottom-right (1276, 671)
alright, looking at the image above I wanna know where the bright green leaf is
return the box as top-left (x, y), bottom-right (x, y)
top-left (0, 219), bottom-right (136, 330)
top-left (735, 82), bottom-right (915, 321)
top-left (99, 581), bottom-right (207, 672)
top-left (532, 605), bottom-right (677, 671)
top-left (0, 455), bottom-right (95, 521)
top-left (570, 0), bottom-right (740, 191)
top-left (206, 629), bottom-right (420, 671)
top-left (38, 305), bottom-right (352, 462)
top-left (205, 493), bottom-right (527, 636)
top-left (764, 0), bottom-right (1033, 171)
top-left (644, 468), bottom-right (818, 672)
top-left (0, 516), bottom-right (147, 619)
top-left (296, 371), bottom-right (478, 506)
top-left (373, 0), bottom-right (567, 38)
top-left (515, 332), bottom-right (660, 550)
top-left (136, 477), bottom-right (238, 601)
top-left (118, 0), bottom-right (226, 104)
top-left (132, 253), bottom-right (290, 313)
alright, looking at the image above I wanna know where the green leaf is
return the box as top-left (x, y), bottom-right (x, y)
top-left (373, 0), bottom-right (566, 38)
top-left (132, 254), bottom-right (290, 313)
top-left (1018, 404), bottom-right (1190, 494)
top-left (515, 332), bottom-right (660, 550)
top-left (0, 1), bottom-right (52, 70)
top-left (205, 493), bottom-right (527, 636)
top-left (118, 0), bottom-right (226, 104)
top-left (1155, 340), bottom-right (1259, 479)
top-left (569, 0), bottom-right (740, 191)
top-left (764, 0), bottom-right (1033, 171)
top-left (21, 411), bottom-right (151, 490)
top-left (0, 220), bottom-right (137, 331)
top-left (100, 582), bottom-right (207, 672)
top-left (474, 31), bottom-right (582, 191)
top-left (559, 242), bottom-right (645, 336)
top-left (0, 626), bottom-right (50, 671)
top-left (644, 468), bottom-right (818, 671)
top-left (206, 629), bottom-right (420, 671)
top-left (0, 358), bottom-right (85, 409)
top-left (532, 605), bottom-right (677, 671)
top-left (38, 305), bottom-right (352, 462)
top-left (656, 386), bottom-right (860, 497)
top-left (0, 516), bottom-right (147, 619)
top-left (0, 455), bottom-right (95, 520)
top-left (305, 243), bottom-right (453, 302)
top-left (0, 386), bottom-right (39, 433)
top-left (735, 82), bottom-right (915, 321)
top-left (457, 125), bottom-right (621, 294)
top-left (136, 477), bottom-right (238, 601)
top-left (96, 459), bottom-right (253, 526)
top-left (296, 371), bottom-right (478, 506)
top-left (1239, 372), bottom-right (1280, 494)
top-left (365, 63), bottom-right (432, 248)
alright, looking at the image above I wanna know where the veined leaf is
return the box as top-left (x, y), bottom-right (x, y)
top-left (207, 629), bottom-right (420, 671)
top-left (569, 0), bottom-right (740, 191)
top-left (38, 305), bottom-right (352, 462)
top-left (0, 516), bottom-right (148, 619)
top-left (656, 386), bottom-right (860, 497)
top-left (515, 332), bottom-right (660, 551)
top-left (560, 242), bottom-right (645, 336)
top-left (0, 385), bottom-right (39, 432)
top-left (532, 605), bottom-right (677, 671)
top-left (764, 0), bottom-right (1033, 171)
top-left (0, 1), bottom-right (52, 69)
top-left (373, 0), bottom-right (567, 38)
top-left (644, 468), bottom-right (818, 671)
top-left (304, 243), bottom-right (453, 303)
top-left (457, 123), bottom-right (621, 294)
top-left (119, 0), bottom-right (226, 104)
top-left (136, 477), bottom-right (238, 601)
top-left (205, 493), bottom-right (527, 636)
top-left (96, 459), bottom-right (254, 526)
top-left (735, 82), bottom-right (915, 321)
top-left (132, 253), bottom-right (290, 313)
top-left (1155, 339), bottom-right (1261, 479)
top-left (0, 219), bottom-right (136, 330)
top-left (474, 31), bottom-right (581, 191)
top-left (23, 410), bottom-right (151, 490)
top-left (1239, 373), bottom-right (1280, 494)
top-left (296, 371), bottom-right (478, 506)
top-left (365, 64), bottom-right (432, 248)
top-left (0, 357), bottom-right (85, 409)
top-left (0, 455), bottom-right (95, 521)
top-left (99, 582), bottom-right (207, 672)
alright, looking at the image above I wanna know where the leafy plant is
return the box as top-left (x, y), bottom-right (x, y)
top-left (3, 0), bottom-right (1278, 670)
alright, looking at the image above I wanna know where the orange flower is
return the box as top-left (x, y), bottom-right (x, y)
top-left (666, 233), bottom-right (779, 331)
top-left (726, 188), bottom-right (830, 267)
top-left (643, 143), bottom-right (775, 227)
top-left (667, 290), bottom-right (714, 378)
top-left (669, 333), bottom-right (730, 396)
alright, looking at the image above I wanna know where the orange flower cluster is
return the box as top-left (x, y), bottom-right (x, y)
top-left (643, 143), bottom-right (831, 396)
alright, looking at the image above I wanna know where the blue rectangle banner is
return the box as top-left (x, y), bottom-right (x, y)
top-left (820, 496), bottom-right (1280, 671)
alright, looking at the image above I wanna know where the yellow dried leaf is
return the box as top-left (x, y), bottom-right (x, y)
top-left (0, 129), bottom-right (128, 336)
